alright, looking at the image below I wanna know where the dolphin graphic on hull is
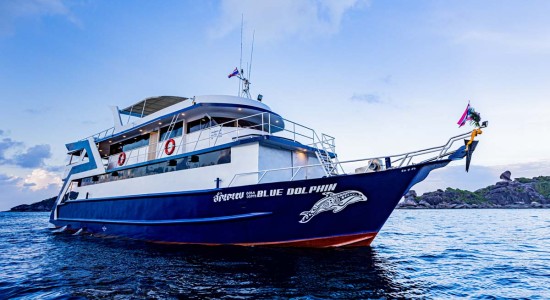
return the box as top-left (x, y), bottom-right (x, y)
top-left (299, 190), bottom-right (368, 223)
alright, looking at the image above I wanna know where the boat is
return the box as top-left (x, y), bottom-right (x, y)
top-left (49, 74), bottom-right (486, 247)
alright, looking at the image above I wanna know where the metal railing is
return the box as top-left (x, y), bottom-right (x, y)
top-left (227, 131), bottom-right (473, 187)
top-left (84, 127), bottom-right (115, 141)
top-left (106, 112), bottom-right (339, 169)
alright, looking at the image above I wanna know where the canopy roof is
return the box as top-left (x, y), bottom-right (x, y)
top-left (120, 96), bottom-right (188, 117)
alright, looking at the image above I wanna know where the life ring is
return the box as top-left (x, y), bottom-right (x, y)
top-left (118, 152), bottom-right (126, 166)
top-left (164, 138), bottom-right (176, 155)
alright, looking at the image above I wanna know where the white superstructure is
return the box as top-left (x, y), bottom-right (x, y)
top-left (59, 95), bottom-right (337, 202)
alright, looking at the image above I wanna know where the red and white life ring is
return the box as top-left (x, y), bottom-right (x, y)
top-left (165, 138), bottom-right (176, 155)
top-left (118, 152), bottom-right (126, 166)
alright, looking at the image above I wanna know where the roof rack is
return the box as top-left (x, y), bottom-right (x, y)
top-left (120, 96), bottom-right (188, 118)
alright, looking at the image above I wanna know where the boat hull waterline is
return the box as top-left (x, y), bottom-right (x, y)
top-left (50, 160), bottom-right (447, 247)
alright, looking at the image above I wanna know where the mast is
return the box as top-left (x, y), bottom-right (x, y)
top-left (229, 17), bottom-right (256, 100)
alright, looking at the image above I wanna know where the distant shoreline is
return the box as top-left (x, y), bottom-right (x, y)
top-left (398, 175), bottom-right (550, 209)
top-left (9, 175), bottom-right (550, 212)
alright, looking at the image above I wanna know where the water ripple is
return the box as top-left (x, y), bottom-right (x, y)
top-left (1, 210), bottom-right (549, 299)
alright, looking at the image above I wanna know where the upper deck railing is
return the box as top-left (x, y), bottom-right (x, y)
top-left (107, 111), bottom-right (337, 170)
top-left (84, 127), bottom-right (115, 141)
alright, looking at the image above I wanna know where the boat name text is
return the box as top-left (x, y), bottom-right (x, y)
top-left (213, 183), bottom-right (337, 202)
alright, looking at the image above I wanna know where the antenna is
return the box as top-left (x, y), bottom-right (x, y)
top-left (228, 17), bottom-right (257, 100)
top-left (248, 30), bottom-right (255, 82)
top-left (239, 15), bottom-right (244, 97)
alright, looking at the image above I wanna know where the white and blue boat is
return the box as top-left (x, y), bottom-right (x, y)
top-left (49, 81), bottom-right (485, 247)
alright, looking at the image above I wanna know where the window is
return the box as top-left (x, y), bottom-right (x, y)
top-left (187, 117), bottom-right (212, 134)
top-left (109, 135), bottom-right (150, 155)
top-left (80, 148), bottom-right (231, 187)
top-left (187, 116), bottom-right (264, 133)
top-left (159, 122), bottom-right (184, 141)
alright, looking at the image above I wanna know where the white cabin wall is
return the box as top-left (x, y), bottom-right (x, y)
top-left (75, 143), bottom-right (260, 199)
top-left (225, 143), bottom-right (259, 187)
top-left (291, 151), bottom-right (308, 180)
top-left (258, 146), bottom-right (293, 183)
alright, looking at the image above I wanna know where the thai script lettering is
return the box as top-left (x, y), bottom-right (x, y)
top-left (213, 192), bottom-right (245, 202)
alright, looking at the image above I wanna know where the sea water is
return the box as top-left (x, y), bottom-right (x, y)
top-left (1, 210), bottom-right (549, 299)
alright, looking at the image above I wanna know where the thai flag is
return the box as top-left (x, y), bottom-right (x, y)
top-left (228, 68), bottom-right (239, 78)
top-left (457, 102), bottom-right (471, 127)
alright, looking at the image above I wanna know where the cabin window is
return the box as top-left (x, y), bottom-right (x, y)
top-left (159, 122), bottom-right (184, 141)
top-left (211, 117), bottom-right (233, 126)
top-left (109, 135), bottom-right (150, 154)
top-left (187, 116), bottom-right (264, 133)
top-left (80, 148), bottom-right (231, 186)
top-left (187, 117), bottom-right (212, 133)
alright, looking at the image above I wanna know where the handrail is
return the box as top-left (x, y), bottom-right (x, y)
top-left (227, 130), bottom-right (473, 187)
top-left (105, 110), bottom-right (339, 169)
top-left (100, 110), bottom-right (475, 190)
top-left (82, 127), bottom-right (115, 141)
top-left (102, 109), bottom-right (473, 186)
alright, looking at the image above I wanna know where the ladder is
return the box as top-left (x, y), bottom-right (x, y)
top-left (159, 114), bottom-right (180, 157)
top-left (164, 114), bottom-right (179, 140)
top-left (313, 133), bottom-right (341, 176)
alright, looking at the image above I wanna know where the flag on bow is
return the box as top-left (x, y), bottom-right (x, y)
top-left (457, 102), bottom-right (481, 128)
top-left (228, 67), bottom-right (239, 78)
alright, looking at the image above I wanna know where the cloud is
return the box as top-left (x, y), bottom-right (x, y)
top-left (0, 130), bottom-right (53, 168)
top-left (12, 144), bottom-right (52, 168)
top-left (211, 0), bottom-right (369, 43)
top-left (0, 137), bottom-right (24, 162)
top-left (0, 170), bottom-right (60, 211)
top-left (0, 173), bottom-right (21, 186)
top-left (350, 93), bottom-right (382, 104)
top-left (0, 0), bottom-right (78, 36)
top-left (20, 168), bottom-right (62, 191)
top-left (24, 107), bottom-right (51, 114)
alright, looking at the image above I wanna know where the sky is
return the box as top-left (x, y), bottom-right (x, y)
top-left (1, 0), bottom-right (549, 210)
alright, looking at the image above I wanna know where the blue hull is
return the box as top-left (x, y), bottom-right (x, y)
top-left (50, 160), bottom-right (449, 247)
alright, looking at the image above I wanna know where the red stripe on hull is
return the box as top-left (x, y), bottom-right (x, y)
top-left (151, 233), bottom-right (379, 248)
top-left (56, 226), bottom-right (379, 248)
top-left (235, 232), bottom-right (378, 248)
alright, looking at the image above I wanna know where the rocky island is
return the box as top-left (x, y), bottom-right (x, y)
top-left (8, 196), bottom-right (56, 212)
top-left (399, 171), bottom-right (550, 209)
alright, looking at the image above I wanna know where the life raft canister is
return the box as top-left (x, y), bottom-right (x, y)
top-left (118, 152), bottom-right (126, 166)
top-left (165, 138), bottom-right (176, 155)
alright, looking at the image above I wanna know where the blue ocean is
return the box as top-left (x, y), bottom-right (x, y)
top-left (1, 210), bottom-right (548, 299)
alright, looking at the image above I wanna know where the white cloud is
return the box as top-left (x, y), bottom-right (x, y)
top-left (0, 170), bottom-right (60, 211)
top-left (211, 0), bottom-right (369, 43)
top-left (19, 168), bottom-right (62, 191)
top-left (0, 0), bottom-right (79, 36)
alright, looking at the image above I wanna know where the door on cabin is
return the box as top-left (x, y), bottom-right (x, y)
top-left (148, 131), bottom-right (159, 160)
